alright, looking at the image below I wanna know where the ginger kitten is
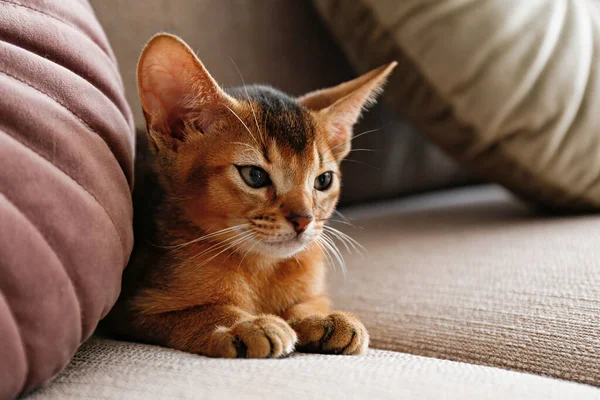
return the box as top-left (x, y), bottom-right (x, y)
top-left (103, 33), bottom-right (396, 358)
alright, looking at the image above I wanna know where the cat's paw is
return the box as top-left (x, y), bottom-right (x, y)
top-left (207, 315), bottom-right (297, 358)
top-left (290, 311), bottom-right (369, 355)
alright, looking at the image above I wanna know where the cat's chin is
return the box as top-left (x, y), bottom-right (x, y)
top-left (255, 238), bottom-right (308, 260)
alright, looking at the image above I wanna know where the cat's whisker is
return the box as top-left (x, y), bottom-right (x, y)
top-left (319, 126), bottom-right (387, 164)
top-left (347, 148), bottom-right (378, 153)
top-left (160, 224), bottom-right (250, 250)
top-left (322, 232), bottom-right (345, 260)
top-left (324, 224), bottom-right (360, 245)
top-left (224, 104), bottom-right (260, 146)
top-left (189, 229), bottom-right (253, 260)
top-left (316, 217), bottom-right (358, 228)
top-left (320, 155), bottom-right (379, 169)
top-left (229, 58), bottom-right (264, 144)
top-left (317, 236), bottom-right (339, 273)
top-left (330, 219), bottom-right (359, 228)
top-left (262, 110), bottom-right (269, 141)
top-left (219, 233), bottom-right (255, 259)
top-left (324, 235), bottom-right (347, 275)
top-left (230, 141), bottom-right (263, 158)
top-left (224, 229), bottom-right (257, 261)
top-left (246, 95), bottom-right (262, 143)
top-left (190, 232), bottom-right (250, 262)
top-left (323, 226), bottom-right (351, 253)
top-left (293, 254), bottom-right (302, 268)
top-left (240, 148), bottom-right (264, 157)
top-left (320, 151), bottom-right (380, 169)
top-left (323, 225), bottom-right (365, 256)
top-left (330, 127), bottom-right (383, 152)
top-left (195, 232), bottom-right (250, 258)
top-left (323, 226), bottom-right (352, 253)
top-left (194, 231), bottom-right (256, 268)
top-left (341, 159), bottom-right (380, 170)
top-left (334, 209), bottom-right (353, 224)
top-left (314, 238), bottom-right (335, 272)
top-left (320, 233), bottom-right (346, 275)
top-left (237, 234), bottom-right (260, 270)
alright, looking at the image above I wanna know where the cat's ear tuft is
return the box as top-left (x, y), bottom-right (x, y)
top-left (137, 33), bottom-right (236, 150)
top-left (299, 62), bottom-right (397, 160)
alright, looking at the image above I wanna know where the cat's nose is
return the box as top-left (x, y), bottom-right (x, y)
top-left (286, 213), bottom-right (313, 234)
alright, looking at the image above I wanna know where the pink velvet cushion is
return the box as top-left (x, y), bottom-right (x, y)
top-left (0, 1), bottom-right (134, 398)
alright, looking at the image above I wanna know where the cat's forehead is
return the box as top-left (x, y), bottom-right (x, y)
top-left (225, 85), bottom-right (316, 155)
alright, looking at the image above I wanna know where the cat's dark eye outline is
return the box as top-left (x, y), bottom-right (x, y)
top-left (236, 165), bottom-right (272, 189)
top-left (314, 171), bottom-right (333, 191)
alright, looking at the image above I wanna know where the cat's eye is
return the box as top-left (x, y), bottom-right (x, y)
top-left (238, 166), bottom-right (271, 188)
top-left (314, 172), bottom-right (333, 191)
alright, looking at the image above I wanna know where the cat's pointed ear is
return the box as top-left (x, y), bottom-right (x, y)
top-left (299, 62), bottom-right (397, 160)
top-left (137, 33), bottom-right (236, 149)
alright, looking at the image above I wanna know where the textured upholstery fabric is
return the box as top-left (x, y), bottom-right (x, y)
top-left (23, 186), bottom-right (600, 399)
top-left (328, 185), bottom-right (600, 385)
top-left (314, 0), bottom-right (600, 211)
top-left (26, 337), bottom-right (600, 400)
top-left (0, 1), bottom-right (134, 398)
top-left (89, 0), bottom-right (470, 206)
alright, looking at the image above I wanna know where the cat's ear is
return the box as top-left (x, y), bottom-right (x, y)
top-left (299, 62), bottom-right (397, 160)
top-left (137, 33), bottom-right (236, 149)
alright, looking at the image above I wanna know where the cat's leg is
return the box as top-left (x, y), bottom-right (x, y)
top-left (133, 304), bottom-right (297, 358)
top-left (282, 295), bottom-right (369, 355)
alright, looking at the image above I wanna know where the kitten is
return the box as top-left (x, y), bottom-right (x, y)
top-left (103, 33), bottom-right (396, 358)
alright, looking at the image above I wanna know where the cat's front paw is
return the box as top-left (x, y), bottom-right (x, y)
top-left (207, 315), bottom-right (297, 358)
top-left (290, 311), bottom-right (369, 355)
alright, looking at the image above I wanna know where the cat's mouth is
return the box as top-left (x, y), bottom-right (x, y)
top-left (234, 225), bottom-right (318, 259)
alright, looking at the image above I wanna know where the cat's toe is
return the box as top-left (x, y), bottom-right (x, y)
top-left (291, 311), bottom-right (369, 355)
top-left (208, 315), bottom-right (297, 358)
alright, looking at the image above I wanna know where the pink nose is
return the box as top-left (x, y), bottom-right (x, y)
top-left (286, 213), bottom-right (313, 234)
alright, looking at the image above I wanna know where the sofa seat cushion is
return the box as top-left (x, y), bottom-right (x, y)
top-left (329, 185), bottom-right (600, 385)
top-left (27, 337), bottom-right (600, 400)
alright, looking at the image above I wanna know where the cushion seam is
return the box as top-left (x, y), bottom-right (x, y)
top-left (0, 68), bottom-right (133, 188)
top-left (0, 37), bottom-right (132, 143)
top-left (0, 0), bottom-right (123, 87)
top-left (0, 192), bottom-right (82, 393)
top-left (0, 275), bottom-right (28, 396)
top-left (0, 67), bottom-right (132, 181)
top-left (0, 118), bottom-right (127, 263)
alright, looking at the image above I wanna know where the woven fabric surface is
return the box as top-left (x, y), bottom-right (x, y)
top-left (329, 185), bottom-right (600, 385)
top-left (27, 337), bottom-right (600, 400)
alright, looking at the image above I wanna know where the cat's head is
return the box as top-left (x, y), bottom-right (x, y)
top-left (137, 34), bottom-right (395, 259)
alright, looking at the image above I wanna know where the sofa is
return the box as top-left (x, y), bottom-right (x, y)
top-left (25, 186), bottom-right (600, 399)
top-left (4, 0), bottom-right (600, 398)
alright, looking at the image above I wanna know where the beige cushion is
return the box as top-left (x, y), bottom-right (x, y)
top-left (314, 0), bottom-right (600, 211)
top-left (328, 185), bottom-right (600, 385)
top-left (27, 337), bottom-right (599, 399)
